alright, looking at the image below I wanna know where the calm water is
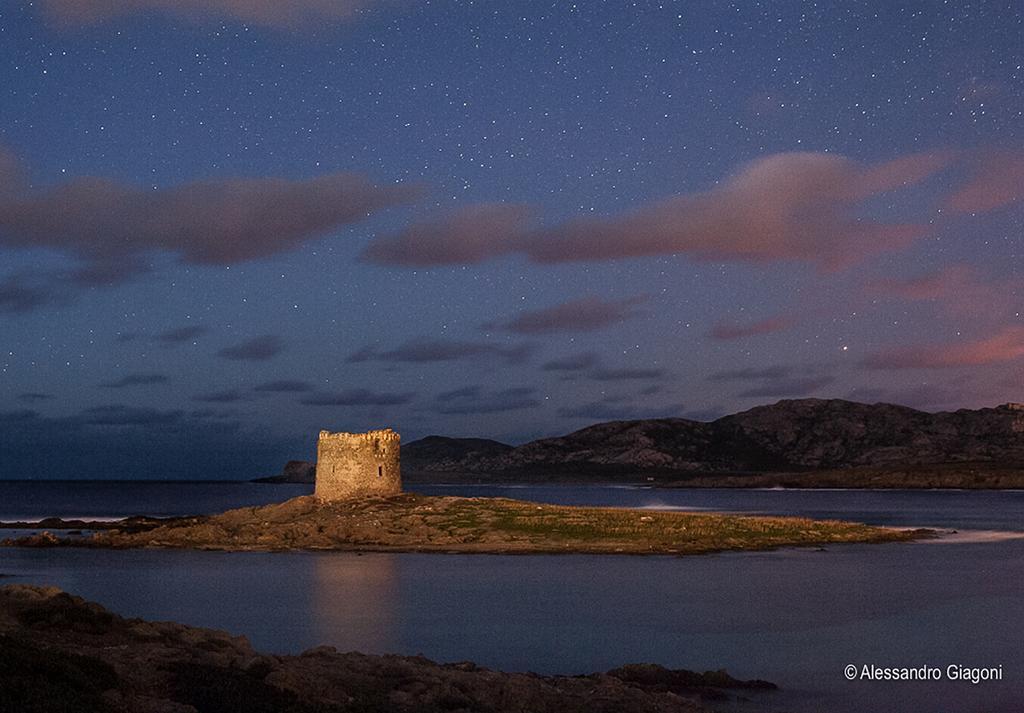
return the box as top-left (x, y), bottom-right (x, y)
top-left (1, 481), bottom-right (1022, 713)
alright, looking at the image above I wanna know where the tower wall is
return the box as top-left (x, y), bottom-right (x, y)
top-left (314, 429), bottom-right (401, 501)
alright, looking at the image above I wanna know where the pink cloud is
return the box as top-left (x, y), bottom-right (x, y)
top-left (39, 0), bottom-right (382, 29)
top-left (1, 173), bottom-right (414, 265)
top-left (361, 203), bottom-right (531, 267)
top-left (846, 382), bottom-right (973, 411)
top-left (708, 315), bottom-right (793, 341)
top-left (844, 151), bottom-right (955, 201)
top-left (867, 264), bottom-right (1016, 322)
top-left (946, 152), bottom-right (1024, 213)
top-left (365, 151), bottom-right (950, 270)
top-left (862, 326), bottom-right (1024, 369)
top-left (524, 152), bottom-right (945, 268)
top-left (867, 265), bottom-right (975, 301)
top-left (0, 146), bottom-right (417, 302)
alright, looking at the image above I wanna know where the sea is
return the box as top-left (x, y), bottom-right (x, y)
top-left (1, 480), bottom-right (1021, 713)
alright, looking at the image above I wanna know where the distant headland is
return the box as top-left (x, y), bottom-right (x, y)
top-left (258, 399), bottom-right (1024, 489)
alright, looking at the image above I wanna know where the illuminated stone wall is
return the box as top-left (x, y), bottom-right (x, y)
top-left (314, 429), bottom-right (401, 501)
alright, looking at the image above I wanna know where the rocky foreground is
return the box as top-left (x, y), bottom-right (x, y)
top-left (3, 493), bottom-right (926, 554)
top-left (0, 584), bottom-right (777, 713)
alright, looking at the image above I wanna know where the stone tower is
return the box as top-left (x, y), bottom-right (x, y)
top-left (314, 429), bottom-right (401, 501)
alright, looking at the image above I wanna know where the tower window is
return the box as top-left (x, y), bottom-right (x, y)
top-left (378, 465), bottom-right (383, 477)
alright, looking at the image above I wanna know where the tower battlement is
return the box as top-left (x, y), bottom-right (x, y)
top-left (315, 428), bottom-right (401, 502)
top-left (318, 429), bottom-right (400, 442)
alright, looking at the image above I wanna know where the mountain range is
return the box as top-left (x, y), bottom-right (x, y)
top-left (261, 399), bottom-right (1024, 488)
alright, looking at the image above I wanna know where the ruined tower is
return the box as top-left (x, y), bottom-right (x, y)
top-left (314, 429), bottom-right (401, 501)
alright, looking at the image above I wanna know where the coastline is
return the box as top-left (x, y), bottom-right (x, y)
top-left (395, 459), bottom-right (1024, 490)
top-left (1, 493), bottom-right (929, 554)
top-left (0, 584), bottom-right (776, 713)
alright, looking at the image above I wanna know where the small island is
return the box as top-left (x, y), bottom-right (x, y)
top-left (3, 428), bottom-right (928, 554)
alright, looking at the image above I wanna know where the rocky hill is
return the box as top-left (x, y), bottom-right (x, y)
top-left (403, 436), bottom-right (513, 471)
top-left (406, 399), bottom-right (1024, 483)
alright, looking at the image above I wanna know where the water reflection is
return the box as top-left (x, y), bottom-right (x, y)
top-left (311, 553), bottom-right (399, 654)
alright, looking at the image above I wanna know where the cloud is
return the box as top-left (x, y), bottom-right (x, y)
top-left (541, 352), bottom-right (600, 372)
top-left (708, 315), bottom-right (793, 340)
top-left (99, 372), bottom-right (170, 388)
top-left (524, 152), bottom-right (947, 269)
top-left (483, 295), bottom-right (647, 334)
top-left (0, 272), bottom-right (64, 314)
top-left (0, 146), bottom-right (416, 311)
top-left (589, 367), bottom-right (664, 381)
top-left (157, 325), bottom-right (207, 345)
top-left (348, 337), bottom-right (533, 365)
top-left (846, 383), bottom-right (971, 411)
top-left (253, 379), bottom-right (314, 393)
top-left (217, 334), bottom-right (284, 361)
top-left (360, 203), bottom-right (532, 267)
top-left (364, 151), bottom-right (949, 270)
top-left (709, 366), bottom-right (792, 382)
top-left (109, 325), bottom-right (207, 345)
top-left (433, 386), bottom-right (540, 414)
top-left (864, 262), bottom-right (1024, 327)
top-left (736, 375), bottom-right (835, 398)
top-left (301, 389), bottom-right (415, 406)
top-left (79, 404), bottom-right (183, 426)
top-left (946, 152), bottom-right (1024, 213)
top-left (868, 265), bottom-right (973, 301)
top-left (867, 264), bottom-right (1016, 323)
top-left (39, 0), bottom-right (385, 29)
top-left (16, 392), bottom-right (52, 402)
top-left (557, 400), bottom-right (685, 421)
top-left (192, 389), bottom-right (246, 403)
top-left (862, 326), bottom-right (1024, 369)
top-left (540, 353), bottom-right (664, 383)
top-left (709, 364), bottom-right (833, 398)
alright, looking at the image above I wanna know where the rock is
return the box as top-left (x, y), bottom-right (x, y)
top-left (252, 460), bottom-right (315, 484)
top-left (10, 531), bottom-right (63, 547)
top-left (0, 584), bottom-right (765, 712)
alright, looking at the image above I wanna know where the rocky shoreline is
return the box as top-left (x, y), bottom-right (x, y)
top-left (1, 493), bottom-right (928, 554)
top-left (0, 584), bottom-right (776, 713)
top-left (656, 461), bottom-right (1024, 489)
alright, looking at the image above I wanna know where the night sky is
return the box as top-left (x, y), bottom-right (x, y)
top-left (1, 1), bottom-right (1022, 478)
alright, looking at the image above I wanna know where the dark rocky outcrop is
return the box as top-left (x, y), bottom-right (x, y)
top-left (0, 585), bottom-right (776, 713)
top-left (406, 399), bottom-right (1024, 484)
top-left (252, 460), bottom-right (316, 484)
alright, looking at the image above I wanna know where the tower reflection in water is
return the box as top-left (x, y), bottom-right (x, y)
top-left (311, 552), bottom-right (399, 654)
